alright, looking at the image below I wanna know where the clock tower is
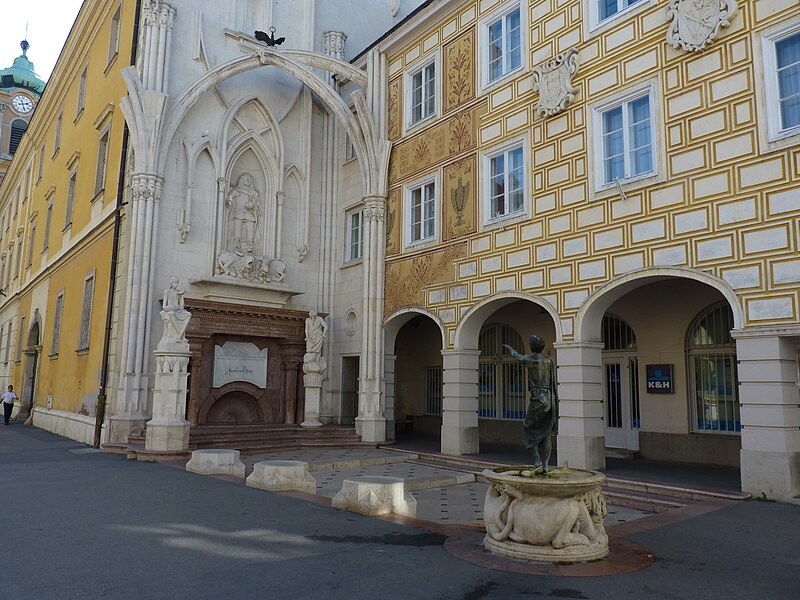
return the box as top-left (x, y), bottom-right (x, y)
top-left (0, 39), bottom-right (45, 185)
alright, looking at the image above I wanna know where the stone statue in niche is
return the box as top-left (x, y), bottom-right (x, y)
top-left (215, 171), bottom-right (290, 287)
top-left (227, 172), bottom-right (261, 254)
top-left (159, 277), bottom-right (192, 346)
top-left (531, 49), bottom-right (579, 118)
top-left (666, 0), bottom-right (738, 53)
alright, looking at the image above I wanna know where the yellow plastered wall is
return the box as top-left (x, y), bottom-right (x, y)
top-left (385, 0), bottom-right (800, 347)
top-left (0, 0), bottom-right (136, 414)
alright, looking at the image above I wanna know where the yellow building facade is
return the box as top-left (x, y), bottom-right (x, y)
top-left (0, 0), bottom-right (136, 443)
top-left (377, 0), bottom-right (800, 499)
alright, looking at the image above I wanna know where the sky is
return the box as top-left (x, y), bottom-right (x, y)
top-left (1, 1), bottom-right (85, 81)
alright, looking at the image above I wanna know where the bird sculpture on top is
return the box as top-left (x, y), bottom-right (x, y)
top-left (255, 27), bottom-right (285, 47)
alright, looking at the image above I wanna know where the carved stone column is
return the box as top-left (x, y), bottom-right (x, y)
top-left (357, 196), bottom-right (387, 442)
top-left (139, 0), bottom-right (176, 93)
top-left (110, 173), bottom-right (165, 444)
top-left (323, 31), bottom-right (347, 61)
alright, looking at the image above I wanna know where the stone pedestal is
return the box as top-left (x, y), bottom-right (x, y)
top-left (553, 341), bottom-right (606, 470)
top-left (482, 467), bottom-right (608, 563)
top-left (735, 332), bottom-right (800, 500)
top-left (332, 476), bottom-right (416, 517)
top-left (441, 350), bottom-right (480, 455)
top-left (246, 460), bottom-right (316, 494)
top-left (301, 372), bottom-right (324, 428)
top-left (186, 449), bottom-right (246, 478)
top-left (145, 343), bottom-right (192, 453)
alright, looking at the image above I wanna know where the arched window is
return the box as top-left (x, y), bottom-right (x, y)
top-left (9, 119), bottom-right (28, 155)
top-left (602, 314), bottom-right (637, 351)
top-left (687, 302), bottom-right (739, 433)
top-left (478, 323), bottom-right (526, 420)
top-left (602, 314), bottom-right (640, 431)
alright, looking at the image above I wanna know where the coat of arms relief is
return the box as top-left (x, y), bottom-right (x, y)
top-left (531, 49), bottom-right (579, 118)
top-left (666, 0), bottom-right (738, 53)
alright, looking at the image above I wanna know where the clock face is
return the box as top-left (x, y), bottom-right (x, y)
top-left (12, 95), bottom-right (33, 114)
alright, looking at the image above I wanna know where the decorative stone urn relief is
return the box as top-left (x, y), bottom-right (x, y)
top-left (482, 467), bottom-right (609, 563)
top-left (531, 48), bottom-right (579, 118)
top-left (666, 0), bottom-right (739, 53)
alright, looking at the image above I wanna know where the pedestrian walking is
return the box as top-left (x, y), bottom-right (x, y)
top-left (3, 385), bottom-right (17, 425)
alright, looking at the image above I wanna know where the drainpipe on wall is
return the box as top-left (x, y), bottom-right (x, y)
top-left (94, 1), bottom-right (142, 448)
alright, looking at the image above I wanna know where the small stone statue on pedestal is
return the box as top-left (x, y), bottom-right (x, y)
top-left (301, 310), bottom-right (327, 428)
top-left (503, 334), bottom-right (558, 473)
top-left (145, 277), bottom-right (193, 455)
top-left (159, 277), bottom-right (191, 347)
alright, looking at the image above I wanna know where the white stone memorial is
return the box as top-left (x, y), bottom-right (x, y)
top-left (185, 449), bottom-right (246, 479)
top-left (332, 476), bottom-right (417, 517)
top-left (246, 460), bottom-right (317, 494)
top-left (213, 341), bottom-right (268, 388)
top-left (301, 311), bottom-right (327, 428)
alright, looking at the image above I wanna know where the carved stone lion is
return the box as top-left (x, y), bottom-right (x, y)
top-left (216, 252), bottom-right (255, 278)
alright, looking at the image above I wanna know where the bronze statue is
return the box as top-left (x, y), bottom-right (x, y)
top-left (503, 335), bottom-right (558, 472)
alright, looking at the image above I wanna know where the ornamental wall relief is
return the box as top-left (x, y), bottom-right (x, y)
top-left (531, 48), bottom-right (579, 118)
top-left (666, 0), bottom-right (738, 53)
top-left (384, 243), bottom-right (466, 315)
top-left (385, 188), bottom-right (401, 256)
top-left (443, 155), bottom-right (477, 242)
top-left (444, 29), bottom-right (476, 113)
top-left (389, 102), bottom-right (485, 184)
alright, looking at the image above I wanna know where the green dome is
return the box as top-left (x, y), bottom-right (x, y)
top-left (0, 41), bottom-right (46, 96)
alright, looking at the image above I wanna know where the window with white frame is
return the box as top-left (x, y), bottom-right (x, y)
top-left (406, 179), bottom-right (437, 245)
top-left (593, 0), bottom-right (647, 27)
top-left (65, 168), bottom-right (77, 228)
top-left (345, 209), bottom-right (363, 262)
top-left (26, 221), bottom-right (36, 268)
top-left (484, 5), bottom-right (522, 85)
top-left (486, 144), bottom-right (525, 221)
top-left (77, 273), bottom-right (95, 351)
top-left (108, 5), bottom-right (122, 67)
top-left (764, 24), bottom-right (800, 140)
top-left (407, 60), bottom-right (436, 126)
top-left (94, 127), bottom-right (110, 196)
top-left (43, 202), bottom-right (53, 251)
top-left (3, 322), bottom-right (11, 364)
top-left (16, 316), bottom-right (25, 362)
top-left (77, 65), bottom-right (88, 119)
top-left (53, 113), bottom-right (63, 158)
top-left (596, 89), bottom-right (654, 187)
top-left (51, 292), bottom-right (64, 356)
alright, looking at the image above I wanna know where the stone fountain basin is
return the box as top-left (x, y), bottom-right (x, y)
top-left (482, 466), bottom-right (606, 496)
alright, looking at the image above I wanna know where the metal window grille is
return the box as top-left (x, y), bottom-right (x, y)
top-left (629, 357), bottom-right (640, 429)
top-left (424, 367), bottom-right (442, 415)
top-left (687, 303), bottom-right (739, 433)
top-left (602, 314), bottom-right (637, 351)
top-left (478, 324), bottom-right (527, 420)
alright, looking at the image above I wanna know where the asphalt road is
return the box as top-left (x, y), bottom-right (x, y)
top-left (1, 425), bottom-right (799, 600)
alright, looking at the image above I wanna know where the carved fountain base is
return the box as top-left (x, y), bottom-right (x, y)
top-left (482, 467), bottom-right (609, 563)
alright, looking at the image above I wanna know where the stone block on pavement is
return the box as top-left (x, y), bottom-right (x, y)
top-left (186, 449), bottom-right (246, 478)
top-left (246, 460), bottom-right (316, 494)
top-left (331, 476), bottom-right (417, 517)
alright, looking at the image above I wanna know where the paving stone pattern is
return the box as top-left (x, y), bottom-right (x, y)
top-left (241, 448), bottom-right (651, 526)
